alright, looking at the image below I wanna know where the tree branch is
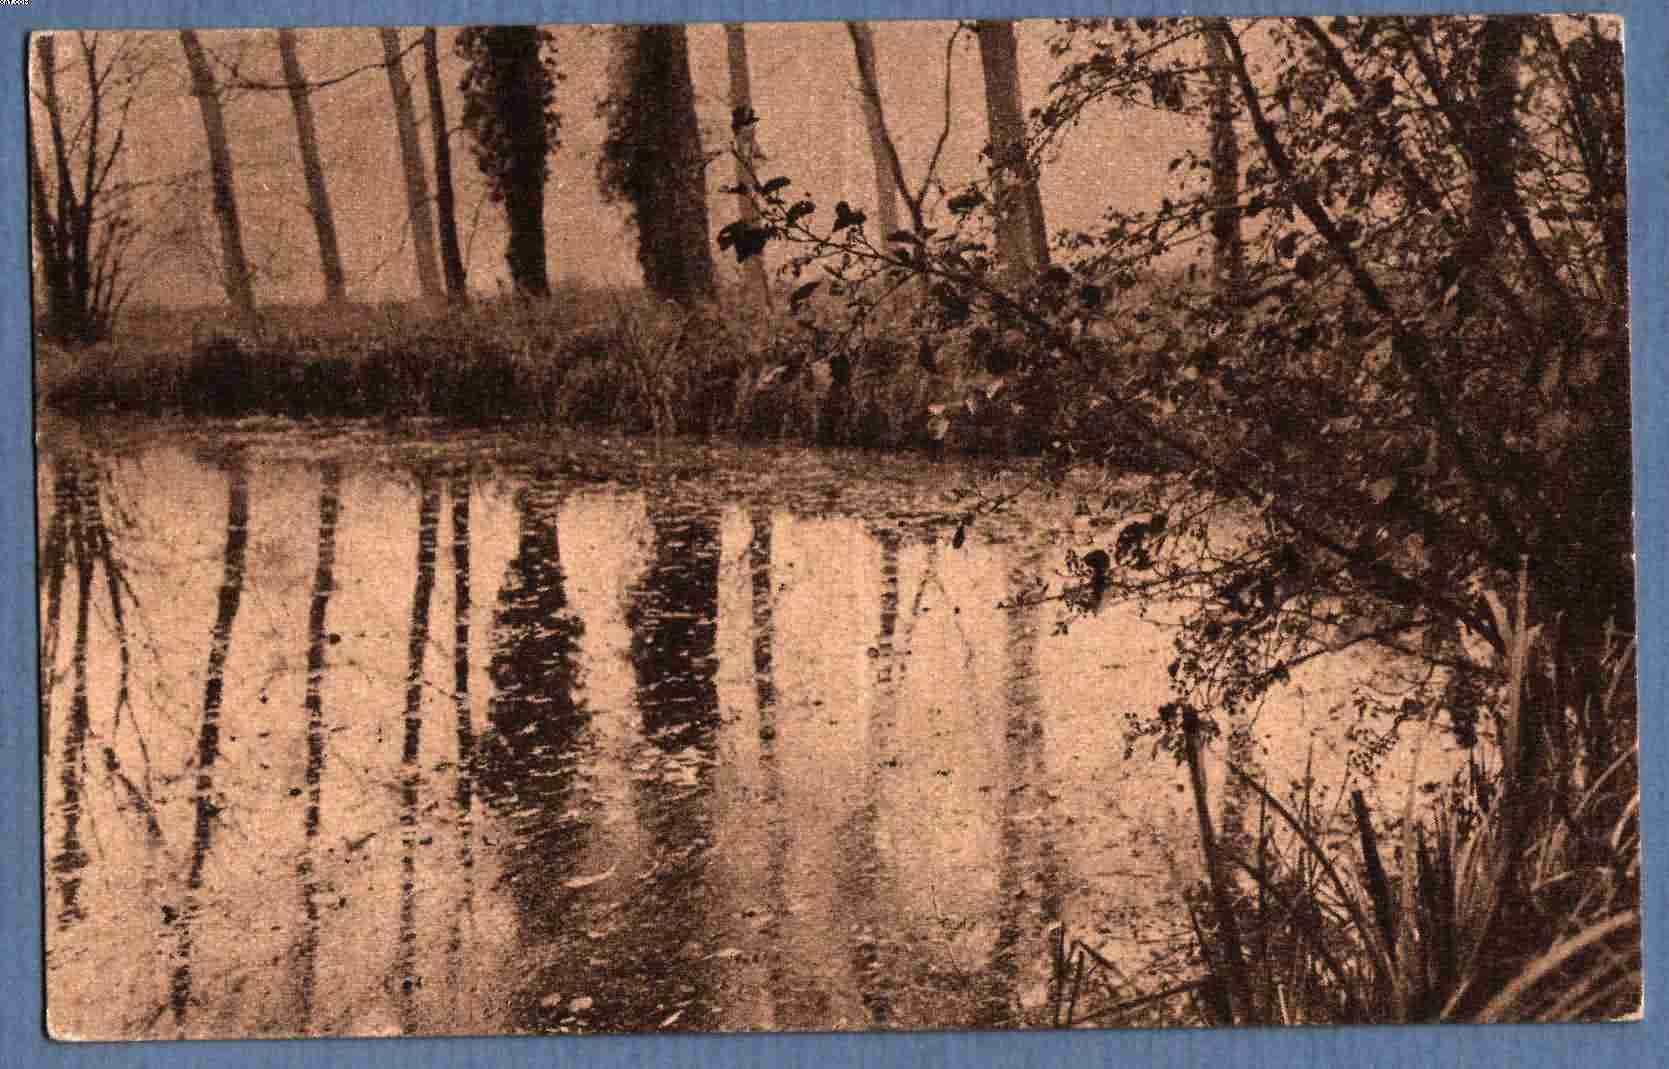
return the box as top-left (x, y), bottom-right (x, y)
top-left (1219, 25), bottom-right (1529, 581)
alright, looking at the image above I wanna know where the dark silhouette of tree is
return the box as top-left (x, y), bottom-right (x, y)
top-left (456, 25), bottom-right (559, 298)
top-left (423, 28), bottom-right (468, 301)
top-left (379, 28), bottom-right (444, 302)
top-left (599, 25), bottom-right (717, 306)
top-left (275, 30), bottom-right (347, 305)
top-left (1199, 18), bottom-right (1244, 302)
top-left (845, 22), bottom-right (902, 239)
top-left (975, 20), bottom-right (1050, 277)
top-left (28, 33), bottom-right (151, 345)
top-left (179, 30), bottom-right (258, 331)
top-left (723, 24), bottom-right (768, 307)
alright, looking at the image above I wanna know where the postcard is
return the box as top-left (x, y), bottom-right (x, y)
top-left (31, 15), bottom-right (1638, 1039)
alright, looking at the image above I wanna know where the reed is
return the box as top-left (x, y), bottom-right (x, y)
top-left (1177, 565), bottom-right (1641, 1026)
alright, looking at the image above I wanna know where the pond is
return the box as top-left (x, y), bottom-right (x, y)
top-left (39, 421), bottom-right (1396, 1039)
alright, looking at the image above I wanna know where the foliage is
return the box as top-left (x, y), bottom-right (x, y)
top-left (456, 25), bottom-right (560, 296)
top-left (1203, 585), bottom-right (1637, 1024)
top-left (596, 25), bottom-right (719, 306)
top-left (720, 14), bottom-right (1633, 1023)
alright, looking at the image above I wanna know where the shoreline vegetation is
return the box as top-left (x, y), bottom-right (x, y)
top-left (36, 282), bottom-right (1056, 456)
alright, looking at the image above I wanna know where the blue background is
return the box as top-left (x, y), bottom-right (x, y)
top-left (3, 1), bottom-right (1661, 1065)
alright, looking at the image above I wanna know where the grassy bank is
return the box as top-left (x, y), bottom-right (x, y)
top-left (36, 285), bottom-right (1065, 455)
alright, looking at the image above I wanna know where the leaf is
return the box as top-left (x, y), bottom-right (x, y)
top-left (832, 201), bottom-right (866, 231)
top-left (785, 199), bottom-right (816, 227)
top-left (887, 229), bottom-right (923, 246)
top-left (717, 220), bottom-right (772, 263)
top-left (759, 176), bottom-right (791, 196)
top-left (789, 281), bottom-right (821, 309)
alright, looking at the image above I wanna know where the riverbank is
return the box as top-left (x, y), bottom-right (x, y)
top-left (35, 288), bottom-right (1070, 457)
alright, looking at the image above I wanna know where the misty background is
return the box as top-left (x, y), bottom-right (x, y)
top-left (33, 20), bottom-right (1192, 308)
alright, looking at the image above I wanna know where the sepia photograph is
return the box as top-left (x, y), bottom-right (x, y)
top-left (29, 12), bottom-right (1640, 1043)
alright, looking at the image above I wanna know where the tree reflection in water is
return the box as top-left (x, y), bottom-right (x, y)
top-left (474, 477), bottom-right (590, 1027)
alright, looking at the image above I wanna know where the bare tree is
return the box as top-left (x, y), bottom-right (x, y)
top-left (179, 30), bottom-right (257, 330)
top-left (723, 24), bottom-right (769, 307)
top-left (378, 28), bottom-right (443, 302)
top-left (599, 25), bottom-right (716, 306)
top-left (423, 28), bottom-right (468, 301)
top-left (975, 20), bottom-right (1049, 277)
top-left (275, 29), bottom-right (347, 304)
top-left (842, 23), bottom-right (965, 237)
top-left (844, 22), bottom-right (901, 238)
top-left (28, 33), bottom-right (150, 345)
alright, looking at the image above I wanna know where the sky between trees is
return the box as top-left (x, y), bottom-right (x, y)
top-left (32, 20), bottom-right (1195, 308)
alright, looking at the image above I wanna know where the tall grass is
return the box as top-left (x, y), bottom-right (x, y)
top-left (1173, 565), bottom-right (1641, 1026)
top-left (1056, 564), bottom-right (1639, 1029)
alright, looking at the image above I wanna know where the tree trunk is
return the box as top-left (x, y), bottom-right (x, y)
top-left (602, 25), bottom-right (717, 306)
top-left (723, 24), bottom-right (769, 308)
top-left (423, 28), bottom-right (468, 301)
top-left (378, 28), bottom-right (443, 303)
top-left (276, 29), bottom-right (347, 305)
top-left (28, 42), bottom-right (78, 341)
top-left (845, 22), bottom-right (901, 239)
top-left (976, 20), bottom-right (1049, 278)
top-left (455, 26), bottom-right (553, 298)
top-left (32, 37), bottom-right (94, 342)
top-left (179, 30), bottom-right (258, 331)
top-left (1201, 19), bottom-right (1245, 303)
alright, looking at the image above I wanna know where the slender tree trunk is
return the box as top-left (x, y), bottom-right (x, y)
top-left (845, 22), bottom-right (901, 238)
top-left (423, 28), bottom-right (468, 301)
top-left (276, 30), bottom-right (347, 305)
top-left (179, 30), bottom-right (258, 331)
top-left (27, 109), bottom-right (78, 340)
top-left (976, 20), bottom-right (1049, 278)
top-left (603, 26), bottom-right (717, 306)
top-left (70, 37), bottom-right (96, 313)
top-left (1201, 19), bottom-right (1245, 303)
top-left (378, 28), bottom-right (443, 303)
top-left (723, 24), bottom-right (769, 308)
top-left (32, 37), bottom-right (94, 342)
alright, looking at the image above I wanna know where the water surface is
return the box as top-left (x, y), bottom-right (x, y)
top-left (39, 422), bottom-right (1389, 1038)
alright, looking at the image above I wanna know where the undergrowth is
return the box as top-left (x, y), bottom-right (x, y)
top-left (37, 284), bottom-right (1074, 457)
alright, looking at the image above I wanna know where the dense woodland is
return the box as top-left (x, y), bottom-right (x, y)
top-left (32, 16), bottom-right (1637, 1026)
